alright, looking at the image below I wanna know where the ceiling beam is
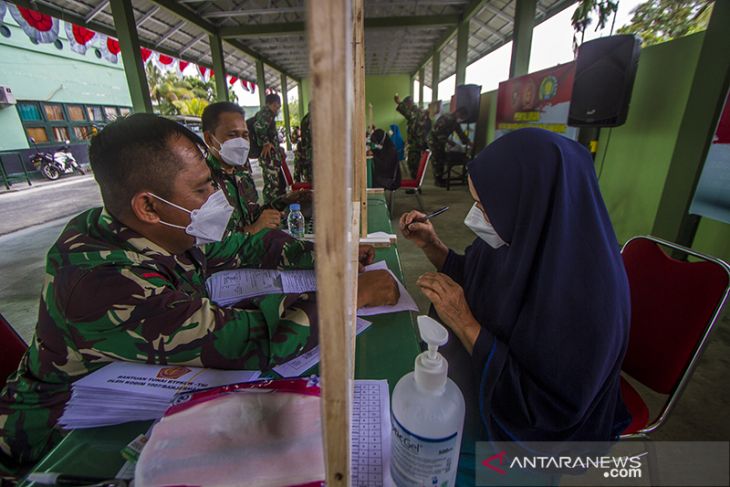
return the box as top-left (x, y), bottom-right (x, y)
top-left (204, 6), bottom-right (305, 18)
top-left (155, 20), bottom-right (186, 47)
top-left (147, 0), bottom-right (300, 81)
top-left (85, 0), bottom-right (110, 23)
top-left (219, 15), bottom-right (458, 38)
top-left (136, 6), bottom-right (160, 27)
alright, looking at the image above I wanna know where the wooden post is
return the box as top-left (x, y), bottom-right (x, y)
top-left (353, 0), bottom-right (367, 238)
top-left (307, 0), bottom-right (354, 485)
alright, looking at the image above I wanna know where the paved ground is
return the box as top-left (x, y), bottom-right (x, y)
top-left (0, 175), bottom-right (102, 235)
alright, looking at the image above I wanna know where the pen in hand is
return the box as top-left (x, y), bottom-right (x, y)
top-left (406, 206), bottom-right (449, 230)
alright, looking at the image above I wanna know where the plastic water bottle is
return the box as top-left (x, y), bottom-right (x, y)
top-left (287, 203), bottom-right (305, 239)
top-left (390, 316), bottom-right (465, 486)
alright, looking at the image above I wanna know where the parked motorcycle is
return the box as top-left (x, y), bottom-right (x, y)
top-left (29, 139), bottom-right (85, 181)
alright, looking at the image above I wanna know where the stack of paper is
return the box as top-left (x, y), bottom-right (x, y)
top-left (59, 362), bottom-right (261, 429)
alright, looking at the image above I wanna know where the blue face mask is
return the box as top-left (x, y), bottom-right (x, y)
top-left (464, 203), bottom-right (508, 249)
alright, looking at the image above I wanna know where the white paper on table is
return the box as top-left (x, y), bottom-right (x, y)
top-left (273, 318), bottom-right (372, 378)
top-left (67, 362), bottom-right (261, 400)
top-left (280, 269), bottom-right (318, 294)
top-left (357, 261), bottom-right (419, 317)
top-left (351, 380), bottom-right (393, 487)
top-left (206, 269), bottom-right (283, 306)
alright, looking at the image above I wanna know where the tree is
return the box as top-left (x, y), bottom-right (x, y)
top-left (571, 0), bottom-right (619, 50)
top-left (146, 64), bottom-right (240, 115)
top-left (173, 98), bottom-right (210, 117)
top-left (617, 0), bottom-right (713, 47)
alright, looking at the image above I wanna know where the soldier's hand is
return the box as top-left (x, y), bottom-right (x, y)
top-left (357, 269), bottom-right (399, 308)
top-left (261, 143), bottom-right (274, 159)
top-left (399, 210), bottom-right (438, 249)
top-left (246, 209), bottom-right (282, 234)
top-left (394, 95), bottom-right (401, 104)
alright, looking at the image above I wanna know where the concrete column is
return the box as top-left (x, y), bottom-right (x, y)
top-left (209, 34), bottom-right (228, 101)
top-left (109, 0), bottom-right (152, 113)
top-left (431, 50), bottom-right (440, 102)
top-left (281, 73), bottom-right (292, 150)
top-left (456, 20), bottom-right (468, 86)
top-left (256, 59), bottom-right (267, 108)
top-left (509, 0), bottom-right (536, 78)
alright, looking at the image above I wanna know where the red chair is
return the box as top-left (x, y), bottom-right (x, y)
top-left (388, 150), bottom-right (430, 215)
top-left (1, 313), bottom-right (27, 389)
top-left (280, 155), bottom-right (312, 191)
top-left (619, 236), bottom-right (730, 438)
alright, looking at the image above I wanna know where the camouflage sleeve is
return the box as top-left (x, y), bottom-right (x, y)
top-left (254, 110), bottom-right (276, 146)
top-left (396, 101), bottom-right (413, 121)
top-left (63, 266), bottom-right (318, 371)
top-left (204, 228), bottom-right (315, 271)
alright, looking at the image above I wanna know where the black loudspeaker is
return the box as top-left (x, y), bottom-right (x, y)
top-left (455, 84), bottom-right (481, 123)
top-left (568, 35), bottom-right (641, 127)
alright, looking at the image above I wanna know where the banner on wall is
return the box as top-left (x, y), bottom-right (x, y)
top-left (689, 90), bottom-right (730, 224)
top-left (495, 62), bottom-right (578, 140)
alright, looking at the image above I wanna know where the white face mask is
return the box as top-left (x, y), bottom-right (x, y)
top-left (212, 136), bottom-right (250, 167)
top-left (464, 203), bottom-right (508, 249)
top-left (150, 190), bottom-right (233, 246)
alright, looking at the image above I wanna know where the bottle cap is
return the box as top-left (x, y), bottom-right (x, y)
top-left (289, 203), bottom-right (301, 211)
top-left (414, 316), bottom-right (449, 394)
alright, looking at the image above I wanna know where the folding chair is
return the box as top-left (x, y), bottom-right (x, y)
top-left (619, 236), bottom-right (730, 438)
top-left (0, 313), bottom-right (27, 389)
top-left (387, 150), bottom-right (430, 216)
top-left (280, 155), bottom-right (312, 191)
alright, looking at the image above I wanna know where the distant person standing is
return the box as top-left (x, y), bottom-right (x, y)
top-left (428, 107), bottom-right (471, 187)
top-left (395, 95), bottom-right (430, 179)
top-left (294, 104), bottom-right (313, 184)
top-left (253, 94), bottom-right (286, 205)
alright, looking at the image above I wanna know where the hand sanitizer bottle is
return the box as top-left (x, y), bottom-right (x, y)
top-left (390, 316), bottom-right (466, 487)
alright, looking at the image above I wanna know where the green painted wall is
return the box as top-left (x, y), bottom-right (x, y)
top-left (0, 18), bottom-right (132, 150)
top-left (299, 75), bottom-right (409, 142)
top-left (693, 218), bottom-right (730, 262)
top-left (365, 75), bottom-right (409, 139)
top-left (595, 33), bottom-right (705, 242)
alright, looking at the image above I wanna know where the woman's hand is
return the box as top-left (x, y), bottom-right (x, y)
top-left (417, 272), bottom-right (480, 352)
top-left (399, 210), bottom-right (438, 249)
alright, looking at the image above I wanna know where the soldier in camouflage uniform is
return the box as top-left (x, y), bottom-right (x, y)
top-left (395, 95), bottom-right (431, 179)
top-left (294, 109), bottom-right (313, 184)
top-left (0, 114), bottom-right (397, 471)
top-left (254, 94), bottom-right (286, 205)
top-left (201, 102), bottom-right (282, 237)
top-left (427, 107), bottom-right (471, 186)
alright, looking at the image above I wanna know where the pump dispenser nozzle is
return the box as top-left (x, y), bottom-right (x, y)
top-left (414, 316), bottom-right (449, 393)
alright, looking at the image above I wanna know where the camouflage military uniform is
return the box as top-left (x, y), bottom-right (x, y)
top-left (0, 207), bottom-right (316, 468)
top-left (253, 106), bottom-right (286, 205)
top-left (206, 152), bottom-right (261, 236)
top-left (396, 101), bottom-right (430, 179)
top-left (294, 113), bottom-right (313, 184)
top-left (427, 112), bottom-right (470, 185)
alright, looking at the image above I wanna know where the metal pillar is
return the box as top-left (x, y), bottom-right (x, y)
top-left (418, 68), bottom-right (425, 108)
top-left (298, 83), bottom-right (305, 119)
top-left (109, 0), bottom-right (153, 113)
top-left (509, 0), bottom-right (536, 78)
top-left (281, 73), bottom-right (292, 150)
top-left (431, 50), bottom-right (440, 102)
top-left (256, 59), bottom-right (267, 108)
top-left (456, 20), bottom-right (468, 86)
top-left (208, 34), bottom-right (228, 101)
